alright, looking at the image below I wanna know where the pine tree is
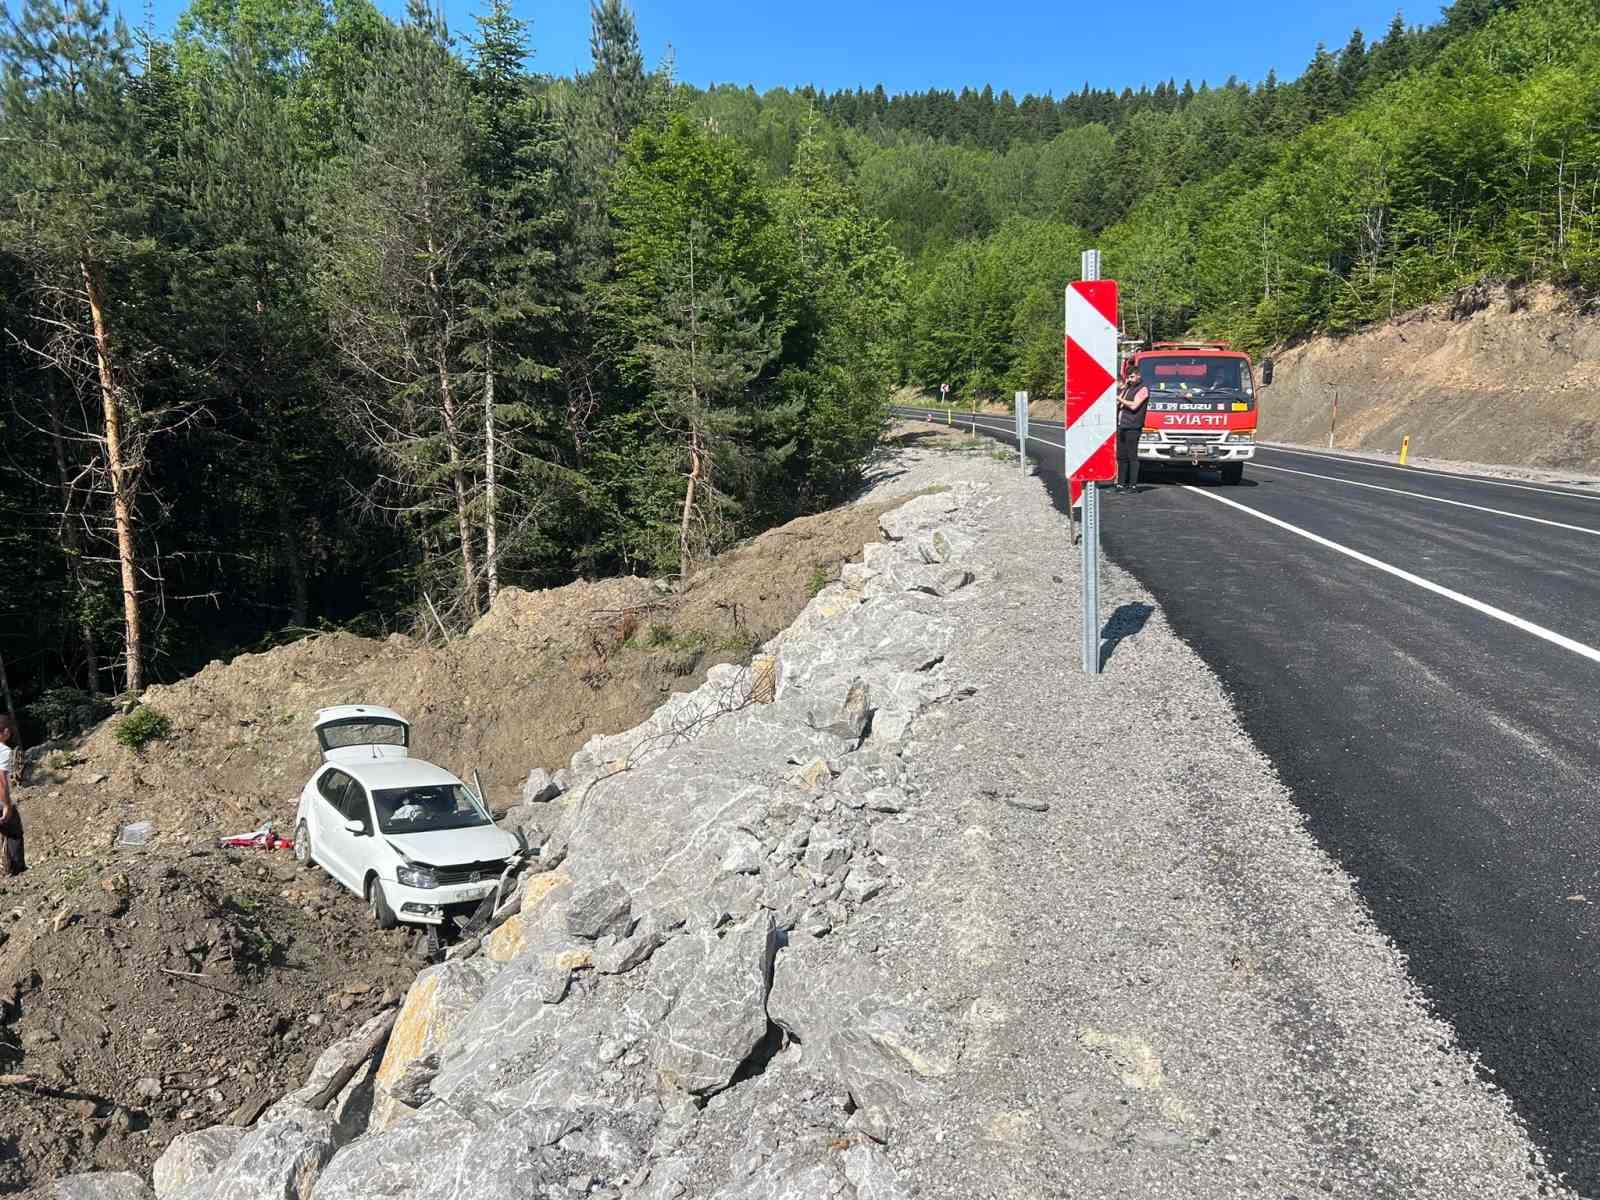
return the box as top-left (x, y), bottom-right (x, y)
top-left (465, 0), bottom-right (567, 601)
top-left (637, 222), bottom-right (780, 574)
top-left (0, 0), bottom-right (158, 692)
top-left (1337, 29), bottom-right (1368, 98)
top-left (1369, 12), bottom-right (1411, 80)
top-left (315, 14), bottom-right (487, 621)
top-left (1299, 42), bottom-right (1343, 123)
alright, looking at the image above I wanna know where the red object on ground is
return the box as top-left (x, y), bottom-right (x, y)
top-left (218, 824), bottom-right (294, 851)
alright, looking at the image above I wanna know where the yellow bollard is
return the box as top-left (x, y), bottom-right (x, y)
top-left (1399, 435), bottom-right (1410, 466)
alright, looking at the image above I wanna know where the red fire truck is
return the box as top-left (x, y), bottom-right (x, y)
top-left (1127, 341), bottom-right (1273, 485)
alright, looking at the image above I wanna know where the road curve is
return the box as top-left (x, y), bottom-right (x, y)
top-left (894, 406), bottom-right (1600, 1192)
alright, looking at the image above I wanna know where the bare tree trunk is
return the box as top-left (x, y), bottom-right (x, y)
top-left (436, 354), bottom-right (479, 615)
top-left (483, 349), bottom-right (499, 605)
top-left (46, 387), bottom-right (101, 692)
top-left (276, 484), bottom-right (310, 627)
top-left (82, 253), bottom-right (142, 695)
top-left (679, 426), bottom-right (702, 577)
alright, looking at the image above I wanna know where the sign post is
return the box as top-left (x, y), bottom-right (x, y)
top-left (1014, 391), bottom-right (1029, 472)
top-left (1066, 250), bottom-right (1119, 676)
top-left (940, 382), bottom-right (950, 425)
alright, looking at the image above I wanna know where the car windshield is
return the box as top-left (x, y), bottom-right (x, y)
top-left (320, 719), bottom-right (408, 752)
top-left (372, 784), bottom-right (489, 834)
top-left (1139, 356), bottom-right (1246, 395)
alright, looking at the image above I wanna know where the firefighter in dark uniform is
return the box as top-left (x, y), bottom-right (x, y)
top-left (1114, 370), bottom-right (1150, 494)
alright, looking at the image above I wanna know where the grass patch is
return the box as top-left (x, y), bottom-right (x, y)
top-left (807, 566), bottom-right (830, 598)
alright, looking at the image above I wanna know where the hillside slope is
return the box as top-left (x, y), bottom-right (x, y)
top-left (24, 490), bottom-right (915, 862)
top-left (1261, 285), bottom-right (1600, 472)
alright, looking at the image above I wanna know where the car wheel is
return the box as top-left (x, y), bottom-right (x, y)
top-left (294, 821), bottom-right (314, 869)
top-left (367, 877), bottom-right (399, 930)
top-left (1220, 463), bottom-right (1245, 485)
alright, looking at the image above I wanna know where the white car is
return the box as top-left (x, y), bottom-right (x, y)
top-left (293, 705), bottom-right (520, 929)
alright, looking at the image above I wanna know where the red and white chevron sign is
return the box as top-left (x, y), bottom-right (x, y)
top-left (1064, 280), bottom-right (1120, 506)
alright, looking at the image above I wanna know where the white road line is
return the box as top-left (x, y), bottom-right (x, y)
top-left (1252, 462), bottom-right (1600, 538)
top-left (902, 411), bottom-right (1064, 449)
top-left (1183, 486), bottom-right (1600, 666)
top-left (1263, 445), bottom-right (1600, 503)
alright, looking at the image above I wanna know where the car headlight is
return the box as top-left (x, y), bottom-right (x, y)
top-left (1227, 432), bottom-right (1254, 444)
top-left (1139, 432), bottom-right (1159, 443)
top-left (396, 864), bottom-right (438, 889)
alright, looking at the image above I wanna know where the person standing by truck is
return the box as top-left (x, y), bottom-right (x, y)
top-left (1115, 373), bottom-right (1150, 494)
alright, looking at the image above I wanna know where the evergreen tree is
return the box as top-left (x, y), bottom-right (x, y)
top-left (1337, 28), bottom-right (1368, 98)
top-left (1299, 43), bottom-right (1343, 123)
top-left (0, 0), bottom-right (161, 692)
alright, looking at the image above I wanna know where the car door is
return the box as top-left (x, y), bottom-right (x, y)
top-left (314, 769), bottom-right (359, 889)
top-left (337, 776), bottom-right (378, 890)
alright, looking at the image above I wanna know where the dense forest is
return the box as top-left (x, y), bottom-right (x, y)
top-left (0, 0), bottom-right (906, 728)
top-left (2, 0), bottom-right (1596, 737)
top-left (684, 0), bottom-right (1599, 399)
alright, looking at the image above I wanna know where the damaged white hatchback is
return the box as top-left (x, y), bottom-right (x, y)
top-left (293, 705), bottom-right (520, 929)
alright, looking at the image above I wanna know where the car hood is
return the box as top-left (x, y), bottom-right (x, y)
top-left (383, 825), bottom-right (517, 867)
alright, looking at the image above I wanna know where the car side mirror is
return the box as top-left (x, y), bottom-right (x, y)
top-left (344, 819), bottom-right (366, 836)
top-left (1260, 358), bottom-right (1274, 387)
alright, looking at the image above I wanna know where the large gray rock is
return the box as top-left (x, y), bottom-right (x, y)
top-left (768, 946), bottom-right (955, 1142)
top-left (189, 1103), bottom-right (334, 1200)
top-left (565, 879), bottom-right (632, 939)
top-left (802, 827), bottom-right (852, 877)
top-left (53, 1175), bottom-right (155, 1200)
top-left (653, 912), bottom-right (779, 1094)
top-left (878, 491), bottom-right (963, 542)
top-left (845, 1144), bottom-right (912, 1200)
top-left (153, 1126), bottom-right (247, 1198)
top-left (706, 1150), bottom-right (850, 1200)
top-left (520, 767), bottom-right (561, 804)
top-left (916, 525), bottom-right (975, 564)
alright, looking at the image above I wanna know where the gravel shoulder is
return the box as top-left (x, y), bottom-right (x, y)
top-left (870, 423), bottom-right (1565, 1197)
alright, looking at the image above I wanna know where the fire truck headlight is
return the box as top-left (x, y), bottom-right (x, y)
top-left (1139, 431), bottom-right (1159, 443)
top-left (1226, 432), bottom-right (1254, 444)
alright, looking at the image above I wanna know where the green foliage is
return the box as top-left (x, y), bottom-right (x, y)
top-left (113, 705), bottom-right (171, 751)
top-left (33, 688), bottom-right (114, 740)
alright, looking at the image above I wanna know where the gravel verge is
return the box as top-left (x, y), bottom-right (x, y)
top-left (865, 425), bottom-right (1568, 1198)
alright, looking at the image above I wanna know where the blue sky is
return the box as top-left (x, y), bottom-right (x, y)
top-left (134, 0), bottom-right (1426, 96)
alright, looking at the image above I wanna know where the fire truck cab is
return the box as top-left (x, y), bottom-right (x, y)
top-left (1127, 341), bottom-right (1271, 485)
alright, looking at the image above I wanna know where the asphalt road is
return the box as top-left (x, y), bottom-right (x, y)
top-left (897, 407), bottom-right (1600, 1193)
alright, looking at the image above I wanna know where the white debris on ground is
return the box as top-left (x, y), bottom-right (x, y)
top-left (53, 429), bottom-right (1567, 1200)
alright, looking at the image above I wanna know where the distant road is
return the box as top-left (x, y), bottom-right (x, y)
top-left (895, 407), bottom-right (1600, 1190)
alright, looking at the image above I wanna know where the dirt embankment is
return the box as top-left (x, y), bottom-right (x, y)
top-left (1262, 283), bottom-right (1600, 472)
top-left (0, 486), bottom-right (912, 1194)
top-left (25, 494), bottom-right (908, 864)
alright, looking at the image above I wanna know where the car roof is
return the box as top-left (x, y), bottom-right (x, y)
top-left (313, 704), bottom-right (409, 730)
top-left (323, 757), bottom-right (461, 790)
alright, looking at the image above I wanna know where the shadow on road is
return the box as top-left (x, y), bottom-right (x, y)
top-left (1099, 601), bottom-right (1155, 670)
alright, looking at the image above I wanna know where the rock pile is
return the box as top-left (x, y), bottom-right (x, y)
top-left (55, 483), bottom-right (989, 1200)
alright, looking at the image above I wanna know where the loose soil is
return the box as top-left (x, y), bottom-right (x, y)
top-left (1260, 282), bottom-right (1600, 472)
top-left (0, 849), bottom-right (415, 1194)
top-left (3, 484), bottom-right (917, 1194)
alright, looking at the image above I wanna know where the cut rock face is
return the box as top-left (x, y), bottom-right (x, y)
top-left (653, 911), bottom-right (780, 1095)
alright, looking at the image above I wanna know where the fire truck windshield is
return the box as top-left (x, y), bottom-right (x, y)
top-left (1138, 356), bottom-right (1246, 395)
